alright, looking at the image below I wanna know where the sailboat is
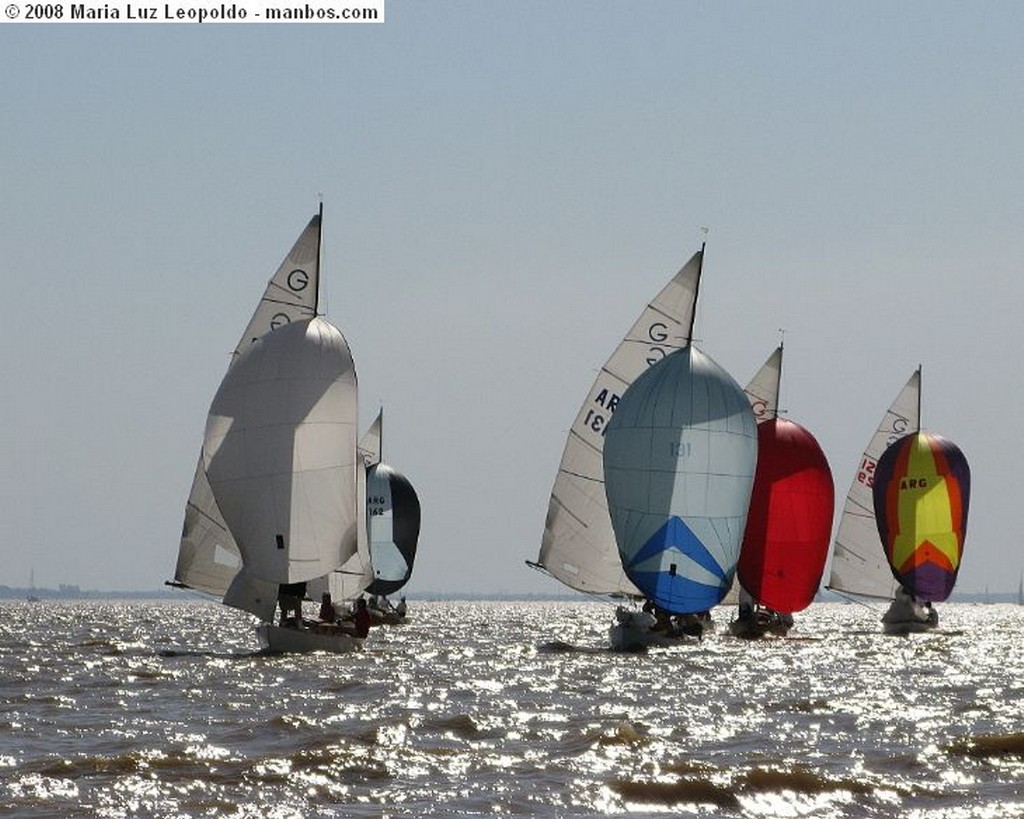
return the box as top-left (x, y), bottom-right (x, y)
top-left (872, 427), bottom-right (970, 633)
top-left (827, 367), bottom-right (969, 634)
top-left (172, 207), bottom-right (367, 653)
top-left (27, 569), bottom-right (40, 603)
top-left (601, 257), bottom-right (758, 650)
top-left (729, 345), bottom-right (834, 639)
top-left (315, 409), bottom-right (419, 626)
top-left (527, 249), bottom-right (702, 602)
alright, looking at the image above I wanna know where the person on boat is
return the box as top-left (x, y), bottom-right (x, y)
top-left (277, 581), bottom-right (306, 628)
top-left (396, 596), bottom-right (407, 617)
top-left (352, 597), bottom-right (371, 638)
top-left (318, 592), bottom-right (337, 624)
top-left (883, 585), bottom-right (930, 625)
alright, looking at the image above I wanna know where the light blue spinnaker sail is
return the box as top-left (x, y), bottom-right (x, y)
top-left (602, 344), bottom-right (757, 613)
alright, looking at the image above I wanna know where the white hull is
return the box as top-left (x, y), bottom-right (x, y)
top-left (257, 623), bottom-right (364, 654)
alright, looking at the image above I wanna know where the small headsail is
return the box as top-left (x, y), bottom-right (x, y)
top-left (603, 344), bottom-right (757, 613)
top-left (872, 431), bottom-right (970, 602)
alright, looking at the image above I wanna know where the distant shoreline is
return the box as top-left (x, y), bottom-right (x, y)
top-left (1, 585), bottom-right (1017, 604)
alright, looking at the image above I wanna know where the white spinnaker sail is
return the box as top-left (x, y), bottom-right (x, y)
top-left (603, 344), bottom-right (758, 612)
top-left (204, 317), bottom-right (359, 585)
top-left (534, 250), bottom-right (703, 597)
top-left (175, 212), bottom-right (323, 600)
top-left (827, 368), bottom-right (920, 600)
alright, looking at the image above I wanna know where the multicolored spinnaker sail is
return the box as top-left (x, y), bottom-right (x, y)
top-left (872, 431), bottom-right (970, 602)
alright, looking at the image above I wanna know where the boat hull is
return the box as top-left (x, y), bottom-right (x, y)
top-left (608, 606), bottom-right (707, 651)
top-left (881, 618), bottom-right (939, 636)
top-left (257, 624), bottom-right (364, 654)
top-left (728, 615), bottom-right (791, 640)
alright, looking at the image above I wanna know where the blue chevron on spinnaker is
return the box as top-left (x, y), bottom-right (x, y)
top-left (626, 515), bottom-right (734, 612)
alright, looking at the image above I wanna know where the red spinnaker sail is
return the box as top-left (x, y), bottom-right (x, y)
top-left (737, 418), bottom-right (834, 614)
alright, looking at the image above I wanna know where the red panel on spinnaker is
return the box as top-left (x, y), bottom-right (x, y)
top-left (737, 418), bottom-right (834, 614)
top-left (872, 432), bottom-right (970, 602)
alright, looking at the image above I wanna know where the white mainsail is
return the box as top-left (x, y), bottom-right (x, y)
top-left (359, 408), bottom-right (383, 467)
top-left (744, 344), bottom-right (782, 422)
top-left (174, 212), bottom-right (323, 605)
top-left (827, 368), bottom-right (921, 600)
top-left (532, 250), bottom-right (703, 597)
top-left (204, 316), bottom-right (359, 584)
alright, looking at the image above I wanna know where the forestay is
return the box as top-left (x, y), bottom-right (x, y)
top-left (534, 251), bottom-right (703, 597)
top-left (603, 344), bottom-right (757, 613)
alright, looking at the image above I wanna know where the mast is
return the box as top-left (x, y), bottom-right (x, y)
top-left (685, 242), bottom-right (705, 343)
top-left (776, 336), bottom-right (785, 419)
top-left (916, 364), bottom-right (922, 433)
top-left (314, 201), bottom-right (324, 317)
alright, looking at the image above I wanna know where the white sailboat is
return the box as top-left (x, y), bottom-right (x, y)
top-left (173, 208), bottom-right (367, 653)
top-left (528, 249), bottom-right (703, 599)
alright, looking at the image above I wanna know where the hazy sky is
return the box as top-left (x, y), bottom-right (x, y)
top-left (3, 2), bottom-right (1022, 597)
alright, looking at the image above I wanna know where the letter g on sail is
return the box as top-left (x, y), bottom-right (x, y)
top-left (288, 268), bottom-right (310, 292)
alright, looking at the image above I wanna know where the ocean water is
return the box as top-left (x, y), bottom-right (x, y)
top-left (1, 599), bottom-right (1023, 818)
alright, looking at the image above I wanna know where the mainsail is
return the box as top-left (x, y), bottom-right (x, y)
top-left (827, 368), bottom-right (921, 600)
top-left (175, 211), bottom-right (323, 607)
top-left (872, 431), bottom-right (970, 602)
top-left (603, 344), bottom-right (758, 613)
top-left (736, 345), bottom-right (834, 614)
top-left (531, 250), bottom-right (703, 597)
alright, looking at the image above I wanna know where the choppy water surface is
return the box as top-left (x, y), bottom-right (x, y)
top-left (2, 599), bottom-right (1023, 818)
